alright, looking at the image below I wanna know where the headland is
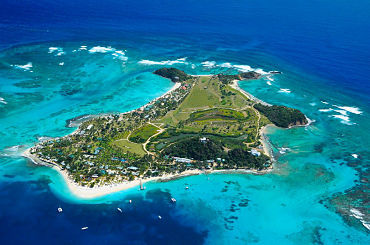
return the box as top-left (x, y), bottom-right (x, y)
top-left (23, 68), bottom-right (307, 198)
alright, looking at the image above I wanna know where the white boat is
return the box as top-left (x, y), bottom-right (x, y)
top-left (140, 179), bottom-right (146, 190)
top-left (81, 227), bottom-right (88, 230)
top-left (117, 208), bottom-right (123, 213)
top-left (158, 215), bottom-right (162, 219)
top-left (171, 197), bottom-right (176, 203)
top-left (57, 207), bottom-right (63, 213)
top-left (185, 186), bottom-right (189, 190)
top-left (129, 200), bottom-right (132, 204)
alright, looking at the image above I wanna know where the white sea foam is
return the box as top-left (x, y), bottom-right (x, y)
top-left (88, 46), bottom-right (115, 53)
top-left (12, 62), bottom-right (33, 71)
top-left (332, 114), bottom-right (350, 121)
top-left (84, 46), bottom-right (128, 62)
top-left (279, 147), bottom-right (290, 154)
top-left (321, 101), bottom-right (329, 105)
top-left (332, 114), bottom-right (352, 125)
top-left (48, 47), bottom-right (59, 53)
top-left (351, 154), bottom-right (358, 159)
top-left (203, 61), bottom-right (269, 74)
top-left (266, 76), bottom-right (274, 81)
top-left (233, 65), bottom-right (253, 72)
top-left (254, 68), bottom-right (268, 75)
top-left (112, 50), bottom-right (128, 61)
top-left (201, 61), bottom-right (217, 68)
top-left (6, 145), bottom-right (20, 152)
top-left (219, 62), bottom-right (232, 68)
top-left (49, 47), bottom-right (65, 56)
top-left (318, 108), bottom-right (333, 112)
top-left (191, 64), bottom-right (196, 69)
top-left (334, 109), bottom-right (348, 115)
top-left (267, 81), bottom-right (272, 86)
top-left (333, 105), bottom-right (362, 115)
top-left (309, 102), bottom-right (317, 106)
top-left (350, 208), bottom-right (370, 231)
top-left (278, 88), bottom-right (291, 93)
top-left (138, 57), bottom-right (188, 66)
top-left (0, 97), bottom-right (7, 104)
top-left (59, 62), bottom-right (64, 66)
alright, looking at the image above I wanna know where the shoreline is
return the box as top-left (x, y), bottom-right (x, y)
top-left (134, 82), bottom-right (181, 113)
top-left (230, 79), bottom-right (271, 106)
top-left (23, 148), bottom-right (272, 199)
top-left (22, 147), bottom-right (204, 199)
top-left (22, 77), bottom-right (276, 199)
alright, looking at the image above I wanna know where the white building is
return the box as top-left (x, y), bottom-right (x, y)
top-left (251, 149), bottom-right (261, 157)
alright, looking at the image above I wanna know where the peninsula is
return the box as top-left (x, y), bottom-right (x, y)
top-left (24, 68), bottom-right (307, 198)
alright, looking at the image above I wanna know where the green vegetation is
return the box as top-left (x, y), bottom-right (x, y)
top-left (112, 139), bottom-right (146, 156)
top-left (254, 103), bottom-right (308, 128)
top-left (162, 137), bottom-right (269, 170)
top-left (30, 68), bottom-right (306, 186)
top-left (189, 108), bottom-right (245, 121)
top-left (129, 124), bottom-right (160, 143)
top-left (162, 137), bottom-right (224, 161)
top-left (217, 72), bottom-right (261, 84)
top-left (154, 67), bottom-right (192, 82)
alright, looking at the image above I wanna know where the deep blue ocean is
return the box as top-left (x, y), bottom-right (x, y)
top-left (0, 0), bottom-right (369, 244)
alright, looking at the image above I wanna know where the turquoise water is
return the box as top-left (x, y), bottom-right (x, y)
top-left (0, 40), bottom-right (369, 244)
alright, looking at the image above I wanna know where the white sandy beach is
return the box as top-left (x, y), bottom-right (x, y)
top-left (134, 82), bottom-right (181, 113)
top-left (23, 147), bottom-right (272, 199)
top-left (57, 168), bottom-right (204, 199)
top-left (230, 80), bottom-right (271, 106)
top-left (21, 77), bottom-right (277, 199)
top-left (23, 148), bottom-right (204, 199)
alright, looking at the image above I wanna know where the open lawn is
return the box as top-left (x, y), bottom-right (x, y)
top-left (112, 139), bottom-right (146, 156)
top-left (159, 76), bottom-right (254, 126)
top-left (129, 123), bottom-right (160, 143)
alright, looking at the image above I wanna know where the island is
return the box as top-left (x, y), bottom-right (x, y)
top-left (23, 68), bottom-right (307, 198)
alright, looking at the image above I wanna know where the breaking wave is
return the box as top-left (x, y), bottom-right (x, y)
top-left (11, 62), bottom-right (33, 71)
top-left (278, 88), bottom-right (291, 93)
top-left (138, 57), bottom-right (188, 65)
top-left (0, 97), bottom-right (7, 104)
top-left (333, 105), bottom-right (362, 115)
top-left (48, 47), bottom-right (65, 56)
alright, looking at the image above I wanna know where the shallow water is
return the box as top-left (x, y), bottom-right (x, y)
top-left (1, 0), bottom-right (370, 243)
top-left (0, 40), bottom-right (368, 244)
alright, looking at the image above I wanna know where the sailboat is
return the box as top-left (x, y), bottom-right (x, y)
top-left (140, 179), bottom-right (146, 190)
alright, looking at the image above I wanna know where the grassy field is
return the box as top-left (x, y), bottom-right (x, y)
top-left (129, 123), bottom-right (160, 143)
top-left (115, 75), bottom-right (266, 155)
top-left (159, 76), bottom-right (254, 126)
top-left (189, 108), bottom-right (245, 121)
top-left (112, 139), bottom-right (146, 156)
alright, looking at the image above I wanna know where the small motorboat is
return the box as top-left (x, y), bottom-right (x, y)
top-left (171, 197), bottom-right (176, 203)
top-left (81, 227), bottom-right (88, 230)
top-left (129, 200), bottom-right (132, 204)
top-left (185, 186), bottom-right (189, 190)
top-left (158, 215), bottom-right (162, 220)
top-left (117, 208), bottom-right (123, 213)
top-left (57, 207), bottom-right (63, 213)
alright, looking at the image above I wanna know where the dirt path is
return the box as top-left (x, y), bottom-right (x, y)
top-left (142, 122), bottom-right (164, 155)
